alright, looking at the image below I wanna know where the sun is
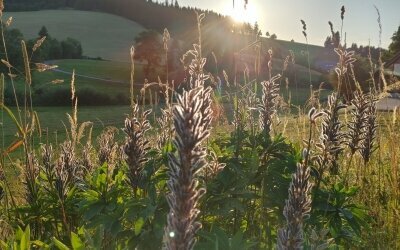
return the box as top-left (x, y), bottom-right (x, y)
top-left (228, 2), bottom-right (258, 24)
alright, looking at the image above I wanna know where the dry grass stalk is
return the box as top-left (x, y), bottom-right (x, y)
top-left (65, 70), bottom-right (91, 148)
top-left (81, 143), bottom-right (94, 173)
top-left (164, 85), bottom-right (211, 249)
top-left (5, 17), bottom-right (12, 27)
top-left (122, 104), bottom-right (151, 191)
top-left (51, 79), bottom-right (64, 84)
top-left (0, 0), bottom-right (3, 16)
top-left (97, 128), bottom-right (118, 166)
top-left (314, 93), bottom-right (346, 180)
top-left (1, 59), bottom-right (12, 68)
top-left (71, 70), bottom-right (76, 102)
top-left (277, 163), bottom-right (313, 250)
top-left (32, 36), bottom-right (46, 52)
top-left (24, 153), bottom-right (39, 205)
top-left (130, 46), bottom-right (135, 110)
top-left (258, 74), bottom-right (281, 136)
top-left (163, 28), bottom-right (170, 82)
top-left (347, 90), bottom-right (369, 155)
top-left (21, 40), bottom-right (31, 85)
top-left (57, 141), bottom-right (80, 185)
top-left (360, 97), bottom-right (378, 164)
top-left (164, 43), bottom-right (212, 249)
top-left (156, 108), bottom-right (174, 151)
top-left (35, 63), bottom-right (57, 72)
top-left (54, 141), bottom-right (79, 231)
top-left (204, 150), bottom-right (225, 180)
top-left (332, 48), bottom-right (356, 99)
top-left (41, 144), bottom-right (55, 182)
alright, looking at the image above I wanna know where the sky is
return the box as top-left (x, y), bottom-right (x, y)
top-left (177, 0), bottom-right (400, 49)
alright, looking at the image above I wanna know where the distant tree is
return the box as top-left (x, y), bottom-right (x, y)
top-left (174, 0), bottom-right (179, 8)
top-left (333, 31), bottom-right (340, 47)
top-left (388, 25), bottom-right (400, 57)
top-left (48, 39), bottom-right (63, 59)
top-left (291, 39), bottom-right (295, 42)
top-left (324, 36), bottom-right (331, 48)
top-left (324, 31), bottom-right (340, 48)
top-left (270, 33), bottom-right (277, 40)
top-left (265, 31), bottom-right (270, 37)
top-left (134, 30), bottom-right (163, 80)
top-left (168, 38), bottom-right (182, 73)
top-left (61, 38), bottom-right (82, 59)
top-left (38, 26), bottom-right (49, 38)
top-left (3, 28), bottom-right (24, 69)
top-left (253, 22), bottom-right (260, 36)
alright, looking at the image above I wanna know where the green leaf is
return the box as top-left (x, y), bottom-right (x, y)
top-left (135, 217), bottom-right (145, 236)
top-left (31, 240), bottom-right (49, 249)
top-left (71, 232), bottom-right (84, 250)
top-left (83, 203), bottom-right (105, 220)
top-left (52, 237), bottom-right (70, 250)
top-left (0, 104), bottom-right (24, 138)
top-left (20, 225), bottom-right (29, 250)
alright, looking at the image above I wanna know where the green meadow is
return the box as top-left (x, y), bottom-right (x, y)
top-left (4, 10), bottom-right (146, 61)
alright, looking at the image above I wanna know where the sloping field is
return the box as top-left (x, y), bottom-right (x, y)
top-left (31, 59), bottom-right (146, 100)
top-left (4, 10), bottom-right (146, 61)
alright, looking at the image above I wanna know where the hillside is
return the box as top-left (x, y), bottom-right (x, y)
top-left (4, 10), bottom-right (146, 61)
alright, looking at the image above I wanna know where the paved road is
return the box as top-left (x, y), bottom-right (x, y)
top-left (377, 97), bottom-right (400, 111)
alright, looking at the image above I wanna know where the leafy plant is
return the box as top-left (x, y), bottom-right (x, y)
top-left (311, 182), bottom-right (370, 246)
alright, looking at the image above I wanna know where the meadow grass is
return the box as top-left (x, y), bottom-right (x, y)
top-left (31, 59), bottom-right (145, 96)
top-left (0, 5), bottom-right (399, 249)
top-left (2, 59), bottom-right (151, 104)
top-left (47, 59), bottom-right (137, 83)
top-left (2, 105), bottom-right (131, 146)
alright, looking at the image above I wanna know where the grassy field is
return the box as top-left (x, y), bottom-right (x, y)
top-left (8, 59), bottom-right (152, 104)
top-left (48, 59), bottom-right (134, 83)
top-left (32, 59), bottom-right (134, 95)
top-left (1, 105), bottom-right (132, 147)
top-left (4, 10), bottom-right (146, 61)
top-left (1, 83), bottom-right (328, 147)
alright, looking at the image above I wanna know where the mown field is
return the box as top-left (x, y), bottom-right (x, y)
top-left (4, 10), bottom-right (146, 61)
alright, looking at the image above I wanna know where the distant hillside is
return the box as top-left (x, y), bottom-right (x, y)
top-left (4, 10), bottom-right (146, 61)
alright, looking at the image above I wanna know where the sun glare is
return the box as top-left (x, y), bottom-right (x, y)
top-left (228, 3), bottom-right (258, 24)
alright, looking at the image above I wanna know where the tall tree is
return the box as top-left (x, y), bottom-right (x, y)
top-left (134, 30), bottom-right (163, 80)
top-left (388, 25), bottom-right (400, 56)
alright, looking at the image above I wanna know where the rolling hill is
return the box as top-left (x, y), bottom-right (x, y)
top-left (4, 10), bottom-right (146, 61)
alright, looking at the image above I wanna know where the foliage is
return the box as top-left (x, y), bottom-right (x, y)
top-left (311, 183), bottom-right (370, 246)
top-left (134, 30), bottom-right (163, 80)
top-left (0, 4), bottom-right (397, 250)
top-left (387, 25), bottom-right (400, 57)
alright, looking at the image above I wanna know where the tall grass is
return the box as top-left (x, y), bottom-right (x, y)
top-left (0, 3), bottom-right (399, 249)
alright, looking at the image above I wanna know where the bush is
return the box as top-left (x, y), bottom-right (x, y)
top-left (33, 86), bottom-right (129, 106)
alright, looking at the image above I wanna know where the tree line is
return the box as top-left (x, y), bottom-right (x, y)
top-left (2, 25), bottom-right (82, 70)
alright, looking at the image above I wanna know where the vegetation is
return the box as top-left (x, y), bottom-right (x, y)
top-left (0, 3), bottom-right (399, 250)
top-left (2, 59), bottom-right (152, 106)
top-left (3, 10), bottom-right (146, 61)
top-left (386, 25), bottom-right (400, 58)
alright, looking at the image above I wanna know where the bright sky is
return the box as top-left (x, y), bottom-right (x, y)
top-left (178, 0), bottom-right (400, 49)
